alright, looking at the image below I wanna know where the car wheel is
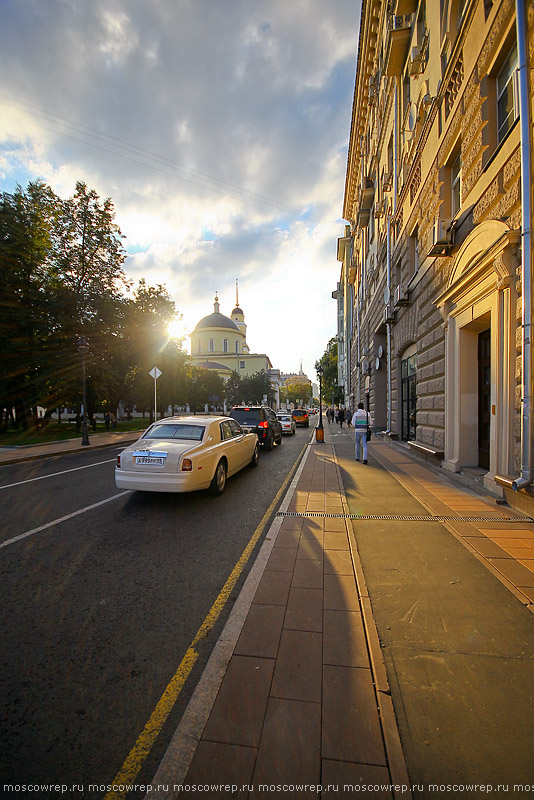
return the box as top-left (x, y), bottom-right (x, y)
top-left (250, 442), bottom-right (260, 467)
top-left (208, 459), bottom-right (227, 495)
top-left (277, 430), bottom-right (282, 445)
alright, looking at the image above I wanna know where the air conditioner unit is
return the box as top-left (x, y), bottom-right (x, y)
top-left (393, 285), bottom-right (410, 307)
top-left (409, 45), bottom-right (424, 75)
top-left (374, 199), bottom-right (386, 219)
top-left (382, 169), bottom-right (393, 191)
top-left (427, 218), bottom-right (452, 256)
top-left (384, 305), bottom-right (396, 324)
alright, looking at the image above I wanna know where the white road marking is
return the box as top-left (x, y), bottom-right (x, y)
top-left (0, 491), bottom-right (131, 550)
top-left (0, 458), bottom-right (117, 490)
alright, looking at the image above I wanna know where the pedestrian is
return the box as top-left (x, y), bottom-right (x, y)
top-left (334, 407), bottom-right (339, 424)
top-left (351, 402), bottom-right (373, 464)
top-left (338, 407), bottom-right (345, 427)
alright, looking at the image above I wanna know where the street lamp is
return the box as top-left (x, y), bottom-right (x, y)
top-left (77, 336), bottom-right (90, 446)
top-left (316, 365), bottom-right (324, 443)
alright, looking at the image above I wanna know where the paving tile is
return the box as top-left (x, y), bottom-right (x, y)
top-left (324, 574), bottom-right (360, 611)
top-left (279, 518), bottom-right (304, 532)
top-left (252, 698), bottom-right (320, 796)
top-left (300, 522), bottom-right (324, 541)
top-left (463, 537), bottom-right (508, 558)
top-left (324, 531), bottom-right (350, 550)
top-left (182, 741), bottom-right (256, 797)
top-left (253, 570), bottom-right (292, 606)
top-left (321, 760), bottom-right (393, 799)
top-left (479, 528), bottom-right (534, 538)
top-left (490, 538), bottom-right (534, 552)
top-left (274, 528), bottom-right (302, 548)
top-left (488, 558), bottom-right (534, 587)
top-left (284, 587), bottom-right (323, 632)
top-left (519, 559), bottom-right (534, 573)
top-left (265, 547), bottom-right (297, 572)
top-left (517, 585), bottom-right (534, 601)
top-left (297, 538), bottom-right (324, 561)
top-left (324, 549), bottom-right (354, 575)
top-left (292, 558), bottom-right (323, 589)
top-left (202, 656), bottom-right (274, 747)
top-left (324, 517), bottom-right (349, 532)
top-left (234, 604), bottom-right (286, 659)
top-left (322, 664), bottom-right (386, 765)
top-left (323, 609), bottom-right (369, 668)
top-left (271, 629), bottom-right (322, 703)
top-left (495, 545), bottom-right (534, 559)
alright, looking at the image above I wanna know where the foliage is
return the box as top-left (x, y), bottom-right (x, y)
top-left (225, 369), bottom-right (275, 407)
top-left (280, 379), bottom-right (312, 406)
top-left (315, 337), bottom-right (343, 405)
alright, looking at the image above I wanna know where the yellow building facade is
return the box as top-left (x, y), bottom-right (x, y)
top-left (339, 0), bottom-right (534, 511)
top-left (189, 294), bottom-right (280, 403)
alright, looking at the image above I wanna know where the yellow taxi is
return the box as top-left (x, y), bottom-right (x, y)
top-left (291, 408), bottom-right (309, 427)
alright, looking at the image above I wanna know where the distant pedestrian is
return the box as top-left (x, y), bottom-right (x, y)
top-left (338, 407), bottom-right (345, 427)
top-left (334, 407), bottom-right (339, 424)
top-left (351, 402), bottom-right (372, 464)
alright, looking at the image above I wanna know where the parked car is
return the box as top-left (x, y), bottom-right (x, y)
top-left (292, 408), bottom-right (309, 427)
top-left (115, 416), bottom-right (259, 495)
top-left (277, 412), bottom-right (296, 435)
top-left (229, 406), bottom-right (282, 450)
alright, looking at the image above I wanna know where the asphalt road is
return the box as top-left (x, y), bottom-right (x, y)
top-left (0, 422), bottom-right (313, 799)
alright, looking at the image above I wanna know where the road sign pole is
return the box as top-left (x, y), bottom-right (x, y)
top-left (149, 366), bottom-right (162, 421)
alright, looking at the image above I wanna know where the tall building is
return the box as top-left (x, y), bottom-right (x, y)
top-left (338, 0), bottom-right (533, 511)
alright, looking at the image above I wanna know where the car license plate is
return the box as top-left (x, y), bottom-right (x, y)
top-left (135, 456), bottom-right (164, 465)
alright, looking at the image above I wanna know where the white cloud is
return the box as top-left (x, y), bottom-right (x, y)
top-left (0, 0), bottom-right (360, 381)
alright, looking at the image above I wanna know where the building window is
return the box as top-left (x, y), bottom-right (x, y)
top-left (209, 338), bottom-right (214, 352)
top-left (451, 152), bottom-right (461, 217)
top-left (240, 360), bottom-right (245, 370)
top-left (197, 340), bottom-right (201, 354)
top-left (235, 340), bottom-right (239, 353)
top-left (401, 353), bottom-right (417, 441)
top-left (497, 42), bottom-right (518, 143)
top-left (223, 339), bottom-right (228, 353)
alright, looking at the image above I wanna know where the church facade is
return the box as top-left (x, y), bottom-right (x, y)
top-left (189, 293), bottom-right (280, 404)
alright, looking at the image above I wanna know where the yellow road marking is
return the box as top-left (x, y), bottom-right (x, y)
top-left (104, 442), bottom-right (307, 800)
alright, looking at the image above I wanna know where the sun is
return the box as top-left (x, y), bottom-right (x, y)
top-left (167, 317), bottom-right (189, 341)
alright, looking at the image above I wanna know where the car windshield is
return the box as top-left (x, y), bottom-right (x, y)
top-left (231, 409), bottom-right (260, 422)
top-left (278, 415), bottom-right (291, 421)
top-left (143, 423), bottom-right (205, 441)
top-left (293, 410), bottom-right (306, 416)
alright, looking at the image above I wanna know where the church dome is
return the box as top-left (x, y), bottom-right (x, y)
top-left (193, 312), bottom-right (240, 332)
top-left (232, 306), bottom-right (244, 315)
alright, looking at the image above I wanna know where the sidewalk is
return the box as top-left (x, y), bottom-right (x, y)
top-left (147, 423), bottom-right (534, 799)
top-left (147, 424), bottom-right (411, 799)
top-left (0, 430), bottom-right (143, 465)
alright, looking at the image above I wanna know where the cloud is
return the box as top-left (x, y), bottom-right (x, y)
top-left (0, 0), bottom-right (360, 379)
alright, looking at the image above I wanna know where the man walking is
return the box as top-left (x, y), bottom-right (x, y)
top-left (351, 402), bottom-right (372, 464)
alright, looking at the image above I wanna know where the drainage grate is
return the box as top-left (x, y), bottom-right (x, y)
top-left (276, 511), bottom-right (534, 523)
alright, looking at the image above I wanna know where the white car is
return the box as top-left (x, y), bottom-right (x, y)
top-left (276, 413), bottom-right (296, 435)
top-left (115, 416), bottom-right (259, 495)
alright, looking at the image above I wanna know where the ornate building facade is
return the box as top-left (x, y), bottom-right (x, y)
top-left (338, 0), bottom-right (533, 510)
top-left (189, 292), bottom-right (280, 406)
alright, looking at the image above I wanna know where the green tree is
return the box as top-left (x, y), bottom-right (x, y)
top-left (315, 338), bottom-right (342, 405)
top-left (240, 370), bottom-right (275, 406)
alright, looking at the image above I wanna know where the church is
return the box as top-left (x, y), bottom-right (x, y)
top-left (189, 287), bottom-right (280, 404)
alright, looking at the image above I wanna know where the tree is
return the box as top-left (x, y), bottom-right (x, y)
top-left (315, 338), bottom-right (342, 405)
top-left (239, 370), bottom-right (275, 406)
top-left (283, 379), bottom-right (312, 407)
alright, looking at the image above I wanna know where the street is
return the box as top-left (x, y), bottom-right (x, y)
top-left (0, 426), bottom-right (311, 797)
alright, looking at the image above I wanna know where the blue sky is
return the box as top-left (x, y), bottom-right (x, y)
top-left (0, 0), bottom-right (361, 380)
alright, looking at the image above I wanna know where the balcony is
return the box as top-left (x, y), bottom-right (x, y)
top-left (384, 15), bottom-right (412, 76)
top-left (359, 177), bottom-right (375, 211)
top-left (393, 0), bottom-right (417, 13)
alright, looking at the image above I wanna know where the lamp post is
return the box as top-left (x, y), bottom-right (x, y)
top-left (316, 365), bottom-right (324, 443)
top-left (77, 336), bottom-right (90, 447)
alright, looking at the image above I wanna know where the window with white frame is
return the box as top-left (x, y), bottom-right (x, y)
top-left (209, 338), bottom-right (214, 352)
top-left (223, 339), bottom-right (228, 353)
top-left (497, 42), bottom-right (518, 143)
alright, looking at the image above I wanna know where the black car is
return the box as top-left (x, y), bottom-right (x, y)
top-left (229, 406), bottom-right (283, 450)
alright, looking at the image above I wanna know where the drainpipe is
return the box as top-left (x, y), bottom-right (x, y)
top-left (386, 213), bottom-right (392, 431)
top-left (512, 0), bottom-right (532, 491)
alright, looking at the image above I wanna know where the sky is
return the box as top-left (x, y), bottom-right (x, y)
top-left (0, 0), bottom-right (360, 382)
